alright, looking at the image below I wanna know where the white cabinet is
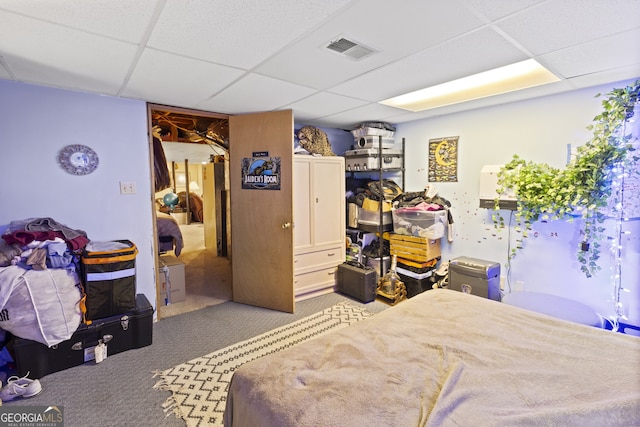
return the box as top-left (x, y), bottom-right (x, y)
top-left (293, 156), bottom-right (345, 300)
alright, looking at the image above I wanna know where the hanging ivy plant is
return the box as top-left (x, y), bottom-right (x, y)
top-left (493, 79), bottom-right (640, 278)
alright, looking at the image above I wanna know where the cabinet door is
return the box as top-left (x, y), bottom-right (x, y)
top-left (293, 158), bottom-right (312, 249)
top-left (312, 158), bottom-right (345, 248)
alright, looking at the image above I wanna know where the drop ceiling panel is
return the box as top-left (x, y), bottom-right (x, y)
top-left (495, 0), bottom-right (640, 56)
top-left (462, 0), bottom-right (546, 21)
top-left (285, 92), bottom-right (369, 122)
top-left (0, 0), bottom-right (637, 128)
top-left (0, 0), bottom-right (162, 42)
top-left (330, 27), bottom-right (529, 101)
top-left (122, 49), bottom-right (245, 107)
top-left (540, 28), bottom-right (640, 79)
top-left (196, 73), bottom-right (316, 114)
top-left (316, 102), bottom-right (407, 130)
top-left (254, 0), bottom-right (485, 89)
top-left (147, 0), bottom-right (354, 70)
top-left (0, 13), bottom-right (138, 94)
top-left (563, 68), bottom-right (640, 91)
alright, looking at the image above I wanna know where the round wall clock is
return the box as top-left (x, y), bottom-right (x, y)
top-left (58, 144), bottom-right (99, 175)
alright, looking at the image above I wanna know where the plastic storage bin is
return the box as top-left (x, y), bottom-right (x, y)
top-left (357, 207), bottom-right (392, 227)
top-left (392, 209), bottom-right (447, 239)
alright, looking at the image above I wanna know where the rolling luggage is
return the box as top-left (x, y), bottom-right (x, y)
top-left (9, 294), bottom-right (153, 379)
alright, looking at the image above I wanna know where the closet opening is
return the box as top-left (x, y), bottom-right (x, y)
top-left (148, 104), bottom-right (232, 318)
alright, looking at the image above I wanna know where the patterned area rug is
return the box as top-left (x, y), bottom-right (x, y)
top-left (153, 302), bottom-right (373, 426)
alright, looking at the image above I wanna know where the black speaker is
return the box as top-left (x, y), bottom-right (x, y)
top-left (336, 262), bottom-right (377, 303)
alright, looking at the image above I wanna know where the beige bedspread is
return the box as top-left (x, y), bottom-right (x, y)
top-left (224, 289), bottom-right (640, 426)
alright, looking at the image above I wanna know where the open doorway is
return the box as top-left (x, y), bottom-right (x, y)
top-left (149, 104), bottom-right (232, 318)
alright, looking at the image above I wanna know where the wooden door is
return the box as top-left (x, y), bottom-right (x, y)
top-left (229, 110), bottom-right (294, 313)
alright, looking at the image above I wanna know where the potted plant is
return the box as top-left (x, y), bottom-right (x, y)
top-left (493, 79), bottom-right (640, 277)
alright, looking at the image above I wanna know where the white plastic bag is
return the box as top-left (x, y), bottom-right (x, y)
top-left (0, 266), bottom-right (82, 347)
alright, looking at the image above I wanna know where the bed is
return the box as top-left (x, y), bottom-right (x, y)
top-left (156, 212), bottom-right (184, 256)
top-left (224, 289), bottom-right (640, 426)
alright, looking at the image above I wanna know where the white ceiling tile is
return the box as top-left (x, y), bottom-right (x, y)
top-left (541, 28), bottom-right (640, 78)
top-left (0, 14), bottom-right (137, 94)
top-left (462, 0), bottom-right (546, 21)
top-left (122, 49), bottom-right (245, 107)
top-left (0, 0), bottom-right (636, 128)
top-left (196, 73), bottom-right (316, 114)
top-left (495, 0), bottom-right (640, 55)
top-left (0, 0), bottom-right (162, 42)
top-left (318, 102), bottom-right (408, 129)
top-left (147, 0), bottom-right (354, 70)
top-left (564, 67), bottom-right (640, 91)
top-left (330, 27), bottom-right (528, 101)
top-left (286, 92), bottom-right (368, 122)
top-left (255, 0), bottom-right (485, 89)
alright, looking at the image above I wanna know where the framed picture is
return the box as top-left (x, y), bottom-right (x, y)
top-left (428, 136), bottom-right (458, 182)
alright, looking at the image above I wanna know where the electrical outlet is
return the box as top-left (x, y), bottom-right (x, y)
top-left (120, 181), bottom-right (136, 195)
top-left (514, 281), bottom-right (525, 292)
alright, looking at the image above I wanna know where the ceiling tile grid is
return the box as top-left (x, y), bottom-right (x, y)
top-left (122, 48), bottom-right (246, 107)
top-left (146, 0), bottom-right (354, 70)
top-left (328, 26), bottom-right (530, 102)
top-left (1, 0), bottom-right (638, 128)
top-left (493, 0), bottom-right (640, 56)
top-left (0, 12), bottom-right (139, 94)
top-left (254, 0), bottom-right (485, 90)
top-left (0, 0), bottom-right (163, 43)
top-left (195, 73), bottom-right (316, 114)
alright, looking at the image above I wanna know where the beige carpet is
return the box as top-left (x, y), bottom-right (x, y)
top-left (159, 223), bottom-right (232, 318)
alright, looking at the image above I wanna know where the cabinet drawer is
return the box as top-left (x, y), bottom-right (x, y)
top-left (294, 266), bottom-right (337, 291)
top-left (294, 247), bottom-right (342, 271)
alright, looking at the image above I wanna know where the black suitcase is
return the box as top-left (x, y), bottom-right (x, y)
top-left (9, 294), bottom-right (153, 379)
top-left (336, 261), bottom-right (377, 303)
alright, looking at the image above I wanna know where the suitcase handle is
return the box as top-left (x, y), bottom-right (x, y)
top-left (345, 260), bottom-right (373, 270)
top-left (71, 334), bottom-right (113, 351)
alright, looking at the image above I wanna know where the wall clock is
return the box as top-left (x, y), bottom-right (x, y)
top-left (58, 144), bottom-right (99, 175)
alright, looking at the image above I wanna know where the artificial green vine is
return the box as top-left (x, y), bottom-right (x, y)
top-left (493, 79), bottom-right (640, 278)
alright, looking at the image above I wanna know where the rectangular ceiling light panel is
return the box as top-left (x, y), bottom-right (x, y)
top-left (380, 59), bottom-right (560, 112)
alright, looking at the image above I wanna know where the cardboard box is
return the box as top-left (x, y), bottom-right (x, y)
top-left (158, 255), bottom-right (186, 305)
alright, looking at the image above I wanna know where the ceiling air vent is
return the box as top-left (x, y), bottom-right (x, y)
top-left (325, 36), bottom-right (376, 60)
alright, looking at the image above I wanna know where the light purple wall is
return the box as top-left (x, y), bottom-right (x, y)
top-left (0, 80), bottom-right (156, 311)
top-left (396, 80), bottom-right (640, 326)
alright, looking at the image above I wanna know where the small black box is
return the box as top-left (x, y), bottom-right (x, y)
top-left (398, 273), bottom-right (433, 298)
top-left (9, 294), bottom-right (153, 379)
top-left (337, 262), bottom-right (377, 303)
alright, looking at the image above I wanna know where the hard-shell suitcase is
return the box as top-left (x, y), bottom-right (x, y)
top-left (344, 148), bottom-right (403, 171)
top-left (336, 261), bottom-right (377, 303)
top-left (9, 294), bottom-right (153, 379)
